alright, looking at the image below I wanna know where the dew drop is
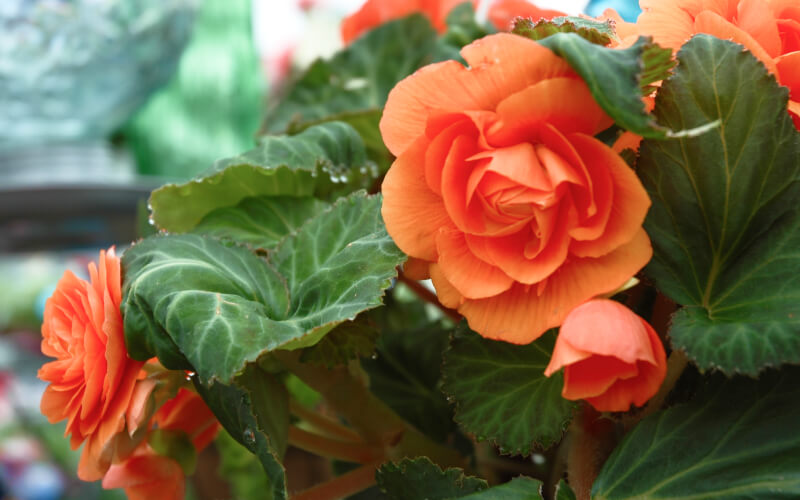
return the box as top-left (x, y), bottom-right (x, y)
top-left (243, 428), bottom-right (256, 445)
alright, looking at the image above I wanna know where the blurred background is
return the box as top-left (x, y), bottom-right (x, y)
top-left (0, 0), bottom-right (638, 498)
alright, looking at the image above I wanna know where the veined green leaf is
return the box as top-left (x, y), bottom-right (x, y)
top-left (531, 33), bottom-right (689, 139)
top-left (460, 477), bottom-right (544, 499)
top-left (442, 327), bottom-right (575, 455)
top-left (376, 457), bottom-right (488, 500)
top-left (193, 196), bottom-right (330, 250)
top-left (512, 16), bottom-right (615, 46)
top-left (299, 316), bottom-right (378, 368)
top-left (592, 367), bottom-right (800, 499)
top-left (122, 192), bottom-right (404, 384)
top-left (195, 365), bottom-right (288, 500)
top-left (149, 121), bottom-right (371, 233)
top-left (639, 35), bottom-right (800, 374)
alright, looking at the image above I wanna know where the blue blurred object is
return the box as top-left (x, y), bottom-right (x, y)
top-left (585, 0), bottom-right (641, 21)
top-left (0, 0), bottom-right (197, 150)
top-left (9, 462), bottom-right (64, 500)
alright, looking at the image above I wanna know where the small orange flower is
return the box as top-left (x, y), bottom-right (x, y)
top-left (341, 0), bottom-right (476, 44)
top-left (102, 388), bottom-right (220, 500)
top-left (38, 249), bottom-right (148, 481)
top-left (544, 299), bottom-right (667, 412)
top-left (638, 0), bottom-right (800, 127)
top-left (380, 33), bottom-right (652, 343)
top-left (488, 0), bottom-right (565, 31)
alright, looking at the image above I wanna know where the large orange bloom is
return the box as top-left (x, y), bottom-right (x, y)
top-left (341, 0), bottom-right (476, 44)
top-left (102, 388), bottom-right (220, 500)
top-left (638, 0), bottom-right (800, 127)
top-left (544, 299), bottom-right (667, 412)
top-left (38, 249), bottom-right (147, 481)
top-left (380, 33), bottom-right (652, 343)
top-left (488, 0), bottom-right (565, 31)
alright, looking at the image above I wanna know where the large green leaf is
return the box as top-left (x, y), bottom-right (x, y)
top-left (195, 365), bottom-right (288, 500)
top-left (521, 32), bottom-right (707, 139)
top-left (460, 478), bottom-right (544, 499)
top-left (122, 233), bottom-right (295, 375)
top-left (263, 15), bottom-right (438, 136)
top-left (192, 196), bottom-right (329, 250)
top-left (269, 192), bottom-right (405, 347)
top-left (149, 121), bottom-right (371, 233)
top-left (122, 192), bottom-right (404, 384)
top-left (362, 321), bottom-right (455, 443)
top-left (442, 328), bottom-right (575, 455)
top-left (638, 35), bottom-right (800, 374)
top-left (299, 316), bottom-right (378, 368)
top-left (376, 457), bottom-right (488, 500)
top-left (592, 367), bottom-right (800, 499)
top-left (513, 16), bottom-right (615, 46)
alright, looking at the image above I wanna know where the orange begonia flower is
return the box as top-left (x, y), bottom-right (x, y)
top-left (103, 388), bottom-right (220, 500)
top-left (38, 249), bottom-right (150, 481)
top-left (380, 33), bottom-right (653, 343)
top-left (544, 299), bottom-right (667, 412)
top-left (637, 0), bottom-right (800, 127)
top-left (102, 448), bottom-right (185, 500)
top-left (341, 0), bottom-right (477, 45)
top-left (488, 0), bottom-right (565, 31)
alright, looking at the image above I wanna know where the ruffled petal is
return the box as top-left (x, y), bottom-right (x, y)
top-left (436, 228), bottom-right (514, 299)
top-left (488, 78), bottom-right (613, 146)
top-left (693, 10), bottom-right (779, 74)
top-left (381, 136), bottom-right (454, 261)
top-left (567, 133), bottom-right (651, 258)
top-left (457, 229), bottom-right (652, 343)
top-left (380, 33), bottom-right (573, 155)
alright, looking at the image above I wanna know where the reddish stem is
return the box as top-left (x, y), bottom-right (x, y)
top-left (290, 460), bottom-right (382, 500)
top-left (288, 426), bottom-right (382, 464)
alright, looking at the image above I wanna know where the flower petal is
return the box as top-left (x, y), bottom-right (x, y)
top-left (380, 33), bottom-right (573, 155)
top-left (436, 228), bottom-right (514, 299)
top-left (567, 133), bottom-right (651, 258)
top-left (457, 229), bottom-right (652, 343)
top-left (381, 135), bottom-right (454, 261)
top-left (488, 77), bottom-right (613, 146)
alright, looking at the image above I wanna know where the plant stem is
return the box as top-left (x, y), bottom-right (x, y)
top-left (641, 349), bottom-right (689, 419)
top-left (288, 426), bottom-right (381, 464)
top-left (396, 272), bottom-right (461, 322)
top-left (290, 460), bottom-right (382, 500)
top-left (276, 351), bottom-right (467, 470)
top-left (565, 404), bottom-right (618, 500)
top-left (289, 399), bottom-right (364, 443)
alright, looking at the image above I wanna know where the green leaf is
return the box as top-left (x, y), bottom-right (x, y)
top-left (300, 316), bottom-right (379, 368)
top-left (460, 477), bottom-right (544, 499)
top-left (592, 367), bottom-right (800, 499)
top-left (512, 16), bottom-right (615, 46)
top-left (555, 480), bottom-right (576, 500)
top-left (362, 322), bottom-right (456, 443)
top-left (376, 457), bottom-right (488, 500)
top-left (442, 328), bottom-right (575, 455)
top-left (435, 2), bottom-right (489, 63)
top-left (269, 192), bottom-right (405, 349)
top-left (147, 429), bottom-right (197, 475)
top-left (192, 196), bottom-right (329, 250)
top-left (195, 365), bottom-right (289, 500)
top-left (531, 33), bottom-right (686, 139)
top-left (216, 431), bottom-right (273, 500)
top-left (638, 35), bottom-right (800, 374)
top-left (149, 121), bottom-right (371, 233)
top-left (122, 233), bottom-right (294, 376)
top-left (123, 192), bottom-right (404, 384)
top-left (263, 15), bottom-right (438, 136)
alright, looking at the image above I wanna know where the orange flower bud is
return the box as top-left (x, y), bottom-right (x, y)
top-left (544, 299), bottom-right (667, 412)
